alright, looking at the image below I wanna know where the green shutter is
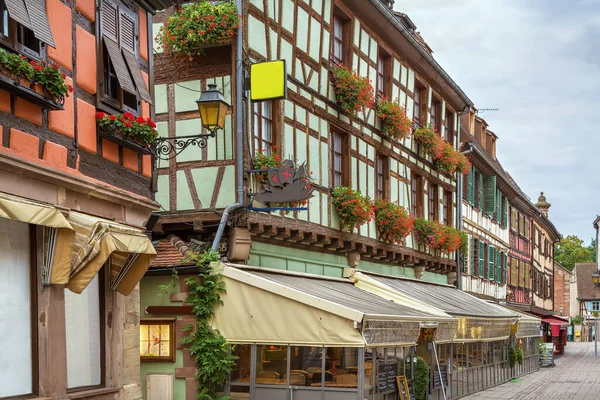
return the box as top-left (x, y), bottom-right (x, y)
top-left (477, 173), bottom-right (483, 209)
top-left (470, 237), bottom-right (476, 275)
top-left (487, 245), bottom-right (495, 280)
top-left (496, 190), bottom-right (502, 222)
top-left (467, 167), bottom-right (475, 205)
top-left (495, 249), bottom-right (501, 282)
top-left (483, 175), bottom-right (497, 215)
top-left (478, 241), bottom-right (485, 278)
top-left (501, 253), bottom-right (506, 284)
top-left (503, 197), bottom-right (508, 226)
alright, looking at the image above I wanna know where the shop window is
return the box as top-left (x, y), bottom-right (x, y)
top-left (330, 130), bottom-right (348, 187)
top-left (230, 344), bottom-right (252, 387)
top-left (0, 219), bottom-right (36, 398)
top-left (411, 172), bottom-right (423, 217)
top-left (428, 183), bottom-right (438, 221)
top-left (253, 100), bottom-right (275, 156)
top-left (140, 319), bottom-right (175, 362)
top-left (65, 274), bottom-right (103, 389)
top-left (255, 345), bottom-right (287, 384)
top-left (375, 153), bottom-right (389, 200)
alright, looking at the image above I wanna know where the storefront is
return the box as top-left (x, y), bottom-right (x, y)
top-left (542, 316), bottom-right (569, 355)
top-left (214, 265), bottom-right (457, 400)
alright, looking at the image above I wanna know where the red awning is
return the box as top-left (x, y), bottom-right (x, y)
top-left (542, 316), bottom-right (569, 337)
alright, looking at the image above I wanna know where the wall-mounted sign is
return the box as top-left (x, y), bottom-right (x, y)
top-left (250, 60), bottom-right (287, 101)
top-left (252, 160), bottom-right (314, 205)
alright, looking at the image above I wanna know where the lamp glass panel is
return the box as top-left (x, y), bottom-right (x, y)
top-left (217, 101), bottom-right (229, 129)
top-left (199, 103), bottom-right (220, 128)
top-left (593, 274), bottom-right (599, 285)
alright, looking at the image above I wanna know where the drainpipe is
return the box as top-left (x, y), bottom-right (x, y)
top-left (235, 0), bottom-right (244, 204)
top-left (211, 203), bottom-right (243, 252)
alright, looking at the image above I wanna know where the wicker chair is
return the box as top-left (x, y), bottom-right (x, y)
top-left (257, 370), bottom-right (280, 379)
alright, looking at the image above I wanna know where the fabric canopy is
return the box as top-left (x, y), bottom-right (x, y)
top-left (214, 265), bottom-right (451, 347)
top-left (66, 211), bottom-right (156, 295)
top-left (0, 191), bottom-right (74, 284)
top-left (487, 303), bottom-right (541, 338)
top-left (542, 316), bottom-right (569, 326)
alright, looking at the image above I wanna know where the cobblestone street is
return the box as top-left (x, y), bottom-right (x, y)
top-left (462, 342), bottom-right (600, 399)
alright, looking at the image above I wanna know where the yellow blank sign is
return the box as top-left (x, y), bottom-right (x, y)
top-left (250, 60), bottom-right (287, 101)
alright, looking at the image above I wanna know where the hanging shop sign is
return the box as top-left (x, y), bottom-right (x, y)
top-left (251, 160), bottom-right (314, 206)
top-left (250, 60), bottom-right (287, 101)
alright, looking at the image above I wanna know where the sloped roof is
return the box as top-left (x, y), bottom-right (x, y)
top-left (150, 234), bottom-right (194, 268)
top-left (575, 263), bottom-right (600, 300)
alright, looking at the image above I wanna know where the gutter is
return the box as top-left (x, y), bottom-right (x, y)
top-left (369, 0), bottom-right (473, 109)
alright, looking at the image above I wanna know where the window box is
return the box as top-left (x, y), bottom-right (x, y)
top-left (0, 71), bottom-right (62, 110)
top-left (97, 124), bottom-right (153, 156)
top-left (96, 112), bottom-right (157, 155)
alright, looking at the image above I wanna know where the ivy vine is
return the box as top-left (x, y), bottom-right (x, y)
top-left (178, 250), bottom-right (237, 400)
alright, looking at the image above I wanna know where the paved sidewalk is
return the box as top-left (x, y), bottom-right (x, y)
top-left (461, 342), bottom-right (600, 399)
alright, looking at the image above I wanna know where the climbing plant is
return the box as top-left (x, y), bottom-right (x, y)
top-left (178, 250), bottom-right (237, 400)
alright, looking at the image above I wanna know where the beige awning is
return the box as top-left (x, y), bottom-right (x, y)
top-left (0, 191), bottom-right (74, 284)
top-left (66, 211), bottom-right (156, 295)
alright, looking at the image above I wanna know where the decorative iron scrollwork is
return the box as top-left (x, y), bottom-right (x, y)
top-left (152, 133), bottom-right (215, 162)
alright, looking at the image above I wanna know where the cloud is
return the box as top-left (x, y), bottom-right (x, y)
top-left (394, 0), bottom-right (600, 241)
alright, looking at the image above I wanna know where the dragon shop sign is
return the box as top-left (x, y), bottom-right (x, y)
top-left (252, 160), bottom-right (314, 206)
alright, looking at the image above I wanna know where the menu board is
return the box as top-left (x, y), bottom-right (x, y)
top-left (377, 362), bottom-right (398, 393)
top-left (433, 364), bottom-right (448, 388)
top-left (540, 342), bottom-right (554, 367)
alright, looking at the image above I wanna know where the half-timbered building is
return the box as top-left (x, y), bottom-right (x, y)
top-left (0, 0), bottom-right (172, 398)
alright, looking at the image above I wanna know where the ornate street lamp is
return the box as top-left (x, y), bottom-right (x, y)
top-left (152, 84), bottom-right (231, 163)
top-left (593, 271), bottom-right (599, 285)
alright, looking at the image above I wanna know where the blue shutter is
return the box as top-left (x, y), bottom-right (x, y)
top-left (478, 241), bottom-right (485, 278)
top-left (487, 245), bottom-right (495, 280)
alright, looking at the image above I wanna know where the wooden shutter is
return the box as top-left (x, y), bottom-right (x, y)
top-left (478, 241), bottom-right (485, 278)
top-left (496, 190), bottom-right (502, 222)
top-left (495, 249), bottom-right (502, 282)
top-left (501, 253), bottom-right (506, 284)
top-left (467, 167), bottom-right (475, 205)
top-left (503, 198), bottom-right (508, 226)
top-left (5, 0), bottom-right (31, 29)
top-left (103, 36), bottom-right (137, 95)
top-left (477, 173), bottom-right (483, 209)
top-left (487, 245), bottom-right (495, 280)
top-left (100, 0), bottom-right (118, 41)
top-left (119, 10), bottom-right (136, 53)
top-left (470, 237), bottom-right (476, 275)
top-left (122, 49), bottom-right (153, 104)
top-left (483, 175), bottom-right (497, 215)
top-left (23, 0), bottom-right (55, 47)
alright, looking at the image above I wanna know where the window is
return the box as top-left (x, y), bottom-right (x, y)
top-left (0, 219), bottom-right (36, 398)
top-left (428, 183), bottom-right (438, 221)
top-left (411, 172), bottom-right (423, 217)
top-left (443, 190), bottom-right (452, 225)
top-left (430, 99), bottom-right (440, 133)
top-left (377, 51), bottom-right (390, 99)
top-left (331, 11), bottom-right (349, 65)
top-left (511, 208), bottom-right (518, 232)
top-left (65, 274), bottom-right (103, 389)
top-left (445, 110), bottom-right (454, 144)
top-left (99, 0), bottom-right (152, 113)
top-left (510, 257), bottom-right (517, 286)
top-left (253, 101), bottom-right (275, 156)
top-left (593, 302), bottom-right (600, 312)
top-left (330, 131), bottom-right (347, 187)
top-left (0, 0), bottom-right (55, 58)
top-left (140, 319), bottom-right (175, 362)
top-left (474, 170), bottom-right (482, 209)
top-left (413, 84), bottom-right (425, 124)
top-left (375, 153), bottom-right (388, 200)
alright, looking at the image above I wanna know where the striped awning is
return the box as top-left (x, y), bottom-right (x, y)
top-left (66, 211), bottom-right (156, 295)
top-left (0, 191), bottom-right (74, 284)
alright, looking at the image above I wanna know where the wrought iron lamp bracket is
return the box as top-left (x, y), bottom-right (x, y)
top-left (152, 132), bottom-right (216, 162)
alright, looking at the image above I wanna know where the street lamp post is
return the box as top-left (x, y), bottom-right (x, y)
top-left (593, 271), bottom-right (599, 358)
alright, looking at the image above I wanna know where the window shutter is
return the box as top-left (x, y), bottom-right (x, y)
top-left (495, 249), bottom-right (501, 282)
top-left (487, 245), bottom-right (495, 280)
top-left (23, 0), bottom-right (55, 47)
top-left (478, 241), bottom-right (485, 278)
top-left (501, 253), bottom-right (506, 284)
top-left (496, 190), bottom-right (502, 222)
top-left (103, 37), bottom-right (137, 95)
top-left (5, 0), bottom-right (31, 29)
top-left (467, 167), bottom-right (475, 205)
top-left (119, 11), bottom-right (136, 53)
top-left (122, 49), bottom-right (153, 104)
top-left (503, 198), bottom-right (508, 226)
top-left (470, 237), bottom-right (476, 275)
top-left (100, 0), bottom-right (118, 40)
top-left (483, 175), bottom-right (497, 215)
top-left (477, 173), bottom-right (483, 209)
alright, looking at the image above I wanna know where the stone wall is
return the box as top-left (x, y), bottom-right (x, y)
top-left (123, 285), bottom-right (142, 400)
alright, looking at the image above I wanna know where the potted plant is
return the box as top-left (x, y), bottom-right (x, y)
top-left (438, 225), bottom-right (466, 254)
top-left (330, 65), bottom-right (374, 117)
top-left (413, 125), bottom-right (441, 155)
top-left (414, 356), bottom-right (429, 400)
top-left (413, 218), bottom-right (446, 251)
top-left (373, 199), bottom-right (414, 244)
top-left (32, 61), bottom-right (73, 103)
top-left (96, 112), bottom-right (158, 146)
top-left (0, 50), bottom-right (34, 85)
top-left (252, 147), bottom-right (281, 183)
top-left (375, 98), bottom-right (412, 140)
top-left (331, 185), bottom-right (374, 231)
top-left (156, 1), bottom-right (240, 60)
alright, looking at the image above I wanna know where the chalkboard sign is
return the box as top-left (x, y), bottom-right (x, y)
top-left (378, 362), bottom-right (398, 393)
top-left (408, 387), bottom-right (415, 400)
top-left (540, 342), bottom-right (554, 367)
top-left (433, 364), bottom-right (448, 388)
top-left (396, 376), bottom-right (415, 400)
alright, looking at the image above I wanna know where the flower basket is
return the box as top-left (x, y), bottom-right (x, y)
top-left (413, 218), bottom-right (446, 251)
top-left (376, 98), bottom-right (412, 140)
top-left (414, 125), bottom-right (471, 175)
top-left (0, 49), bottom-right (33, 84)
top-left (252, 148), bottom-right (281, 183)
top-left (332, 186), bottom-right (374, 230)
top-left (31, 60), bottom-right (73, 104)
top-left (156, 1), bottom-right (240, 60)
top-left (96, 112), bottom-right (158, 147)
top-left (330, 65), bottom-right (374, 118)
top-left (374, 200), bottom-right (414, 244)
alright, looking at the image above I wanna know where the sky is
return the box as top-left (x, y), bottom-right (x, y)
top-left (394, 0), bottom-right (600, 243)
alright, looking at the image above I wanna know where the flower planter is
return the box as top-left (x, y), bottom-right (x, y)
top-left (330, 65), bottom-right (374, 118)
top-left (30, 82), bottom-right (44, 95)
top-left (331, 186), bottom-right (374, 230)
top-left (96, 112), bottom-right (158, 155)
top-left (373, 200), bottom-right (414, 245)
top-left (97, 125), bottom-right (154, 155)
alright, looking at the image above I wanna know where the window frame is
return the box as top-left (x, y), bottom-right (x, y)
top-left (428, 182), bottom-right (438, 222)
top-left (376, 49), bottom-right (391, 99)
top-left (430, 97), bottom-right (441, 133)
top-left (443, 190), bottom-right (452, 226)
top-left (413, 83), bottom-right (426, 125)
top-left (444, 109), bottom-right (454, 144)
top-left (411, 172), bottom-right (423, 218)
top-left (330, 8), bottom-right (351, 67)
top-left (140, 318), bottom-right (176, 362)
top-left (252, 100), bottom-right (276, 157)
top-left (330, 130), bottom-right (349, 188)
top-left (375, 152), bottom-right (389, 200)
top-left (0, 0), bottom-right (41, 59)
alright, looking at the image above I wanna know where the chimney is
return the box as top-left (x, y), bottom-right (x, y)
top-left (535, 192), bottom-right (551, 217)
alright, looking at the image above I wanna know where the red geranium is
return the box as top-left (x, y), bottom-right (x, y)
top-left (96, 112), bottom-right (158, 145)
top-left (376, 98), bottom-right (412, 141)
top-left (332, 186), bottom-right (374, 230)
top-left (331, 65), bottom-right (375, 118)
top-left (374, 200), bottom-right (414, 245)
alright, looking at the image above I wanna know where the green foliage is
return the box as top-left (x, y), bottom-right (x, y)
top-left (182, 250), bottom-right (236, 400)
top-left (508, 346), bottom-right (517, 368)
top-left (331, 186), bottom-right (374, 229)
top-left (594, 311), bottom-right (599, 318)
top-left (96, 111), bottom-right (159, 145)
top-left (572, 315), bottom-right (584, 325)
top-left (32, 61), bottom-right (73, 98)
top-left (414, 356), bottom-right (429, 400)
top-left (555, 235), bottom-right (594, 271)
top-left (157, 268), bottom-right (179, 303)
top-left (588, 238), bottom-right (597, 264)
top-left (516, 348), bottom-right (524, 365)
top-left (0, 49), bottom-right (34, 80)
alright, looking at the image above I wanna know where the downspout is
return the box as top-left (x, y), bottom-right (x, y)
top-left (369, 0), bottom-right (473, 109)
top-left (211, 0), bottom-right (245, 253)
top-left (455, 113), bottom-right (473, 291)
